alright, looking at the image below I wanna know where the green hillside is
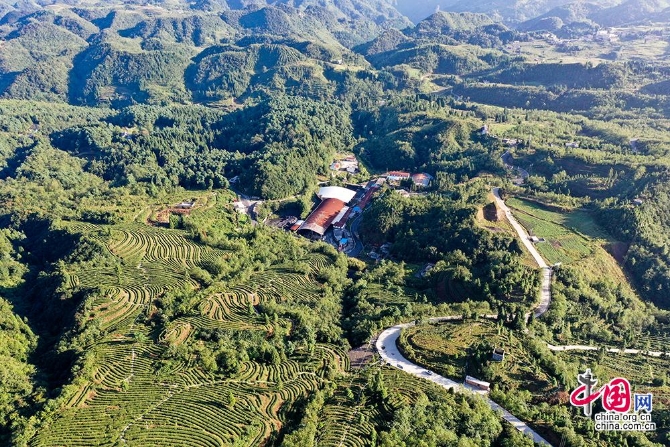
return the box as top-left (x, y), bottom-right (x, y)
top-left (1, 1), bottom-right (670, 446)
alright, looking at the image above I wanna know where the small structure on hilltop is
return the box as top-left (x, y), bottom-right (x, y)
top-left (492, 348), bottom-right (505, 362)
top-left (176, 200), bottom-right (196, 210)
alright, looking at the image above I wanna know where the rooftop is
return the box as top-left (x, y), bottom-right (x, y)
top-left (386, 171), bottom-right (411, 178)
top-left (298, 198), bottom-right (347, 236)
top-left (318, 186), bottom-right (356, 203)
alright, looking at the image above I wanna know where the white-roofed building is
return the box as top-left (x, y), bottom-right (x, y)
top-left (318, 186), bottom-right (357, 203)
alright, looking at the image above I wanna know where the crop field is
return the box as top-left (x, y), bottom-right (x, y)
top-left (507, 197), bottom-right (600, 264)
top-left (32, 201), bottom-right (480, 447)
top-left (513, 26), bottom-right (670, 67)
top-left (30, 218), bottom-right (363, 447)
top-left (399, 320), bottom-right (554, 394)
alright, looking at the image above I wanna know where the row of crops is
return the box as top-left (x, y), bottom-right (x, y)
top-left (32, 222), bottom-right (365, 447)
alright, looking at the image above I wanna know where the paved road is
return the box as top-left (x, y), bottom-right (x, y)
top-left (376, 320), bottom-right (552, 446)
top-left (502, 151), bottom-right (529, 185)
top-left (372, 186), bottom-right (666, 446)
top-left (346, 213), bottom-right (365, 258)
top-left (374, 189), bottom-right (554, 446)
top-left (492, 187), bottom-right (552, 318)
top-left (546, 343), bottom-right (670, 357)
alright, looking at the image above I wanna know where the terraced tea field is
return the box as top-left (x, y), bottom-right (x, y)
top-left (30, 221), bottom-right (361, 447)
top-left (557, 350), bottom-right (670, 408)
top-left (30, 198), bottom-right (545, 447)
top-left (506, 198), bottom-right (602, 264)
top-left (399, 320), bottom-right (554, 394)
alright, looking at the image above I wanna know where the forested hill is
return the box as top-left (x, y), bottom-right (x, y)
top-left (0, 0), bottom-right (409, 106)
top-left (2, 1), bottom-right (670, 446)
top-left (391, 0), bottom-right (670, 26)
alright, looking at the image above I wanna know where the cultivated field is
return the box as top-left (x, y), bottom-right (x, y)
top-left (507, 197), bottom-right (600, 264)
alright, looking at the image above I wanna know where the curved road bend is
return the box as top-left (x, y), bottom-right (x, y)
top-left (373, 188), bottom-right (667, 445)
top-left (376, 320), bottom-right (551, 446)
top-left (374, 189), bottom-right (554, 446)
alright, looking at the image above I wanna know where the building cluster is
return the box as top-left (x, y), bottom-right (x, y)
top-left (384, 171), bottom-right (434, 188)
top-left (594, 29), bottom-right (619, 43)
top-left (330, 155), bottom-right (359, 174)
top-left (293, 186), bottom-right (357, 239)
top-left (292, 178), bottom-right (385, 252)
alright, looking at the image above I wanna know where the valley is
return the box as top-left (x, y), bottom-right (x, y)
top-left (0, 1), bottom-right (669, 446)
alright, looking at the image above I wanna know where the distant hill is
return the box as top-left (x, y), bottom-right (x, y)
top-left (203, 0), bottom-right (412, 28)
top-left (355, 28), bottom-right (411, 56)
top-left (589, 0), bottom-right (670, 26)
top-left (518, 3), bottom-right (601, 32)
top-left (356, 11), bottom-right (517, 76)
top-left (185, 41), bottom-right (341, 102)
top-left (409, 11), bottom-right (495, 35)
top-left (390, 0), bottom-right (622, 24)
top-left (0, 0), bottom-right (411, 105)
top-left (519, 0), bottom-right (670, 32)
top-left (118, 15), bottom-right (235, 46)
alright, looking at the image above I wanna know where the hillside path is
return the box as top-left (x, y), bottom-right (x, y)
top-left (375, 188), bottom-right (555, 445)
top-left (492, 187), bottom-right (552, 317)
top-left (376, 319), bottom-right (552, 446)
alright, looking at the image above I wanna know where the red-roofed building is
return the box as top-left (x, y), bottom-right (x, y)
top-left (357, 185), bottom-right (378, 211)
top-left (386, 171), bottom-right (411, 181)
top-left (298, 199), bottom-right (347, 238)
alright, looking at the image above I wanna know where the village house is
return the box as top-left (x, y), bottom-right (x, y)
top-left (492, 348), bottom-right (505, 362)
top-left (330, 155), bottom-right (359, 174)
top-left (386, 171), bottom-right (411, 182)
top-left (411, 173), bottom-right (433, 188)
top-left (465, 375), bottom-right (490, 392)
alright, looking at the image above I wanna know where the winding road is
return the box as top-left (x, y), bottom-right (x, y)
top-left (376, 318), bottom-right (552, 445)
top-left (375, 187), bottom-right (554, 445)
top-left (492, 187), bottom-right (552, 319)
